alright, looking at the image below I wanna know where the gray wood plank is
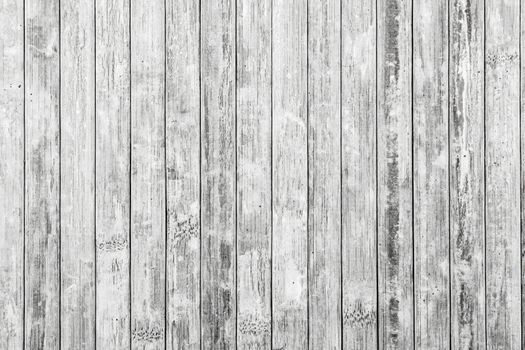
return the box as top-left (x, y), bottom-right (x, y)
top-left (0, 0), bottom-right (24, 347)
top-left (522, 2), bottom-right (525, 348)
top-left (165, 0), bottom-right (200, 348)
top-left (307, 0), bottom-right (341, 348)
top-left (485, 0), bottom-right (520, 348)
top-left (271, 0), bottom-right (308, 348)
top-left (236, 0), bottom-right (272, 348)
top-left (24, 0), bottom-right (61, 347)
top-left (95, 0), bottom-right (131, 346)
top-left (341, 0), bottom-right (377, 347)
top-left (130, 0), bottom-right (166, 347)
top-left (413, 0), bottom-right (450, 348)
top-left (377, 0), bottom-right (413, 348)
top-left (201, 0), bottom-right (236, 347)
top-left (60, 0), bottom-right (96, 348)
top-left (449, 0), bottom-right (485, 348)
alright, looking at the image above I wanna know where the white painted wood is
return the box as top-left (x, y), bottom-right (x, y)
top-left (95, 0), bottom-right (131, 346)
top-left (307, 0), bottom-right (341, 348)
top-left (377, 0), bottom-right (413, 348)
top-left (485, 0), bottom-right (520, 348)
top-left (200, 0), bottom-right (236, 348)
top-left (236, 0), bottom-right (272, 348)
top-left (449, 0), bottom-right (486, 348)
top-left (130, 0), bottom-right (166, 347)
top-left (0, 0), bottom-right (24, 347)
top-left (24, 0), bottom-right (61, 347)
top-left (413, 0), bottom-right (449, 348)
top-left (60, 0), bottom-right (96, 348)
top-left (341, 0), bottom-right (377, 347)
top-left (165, 0), bottom-right (200, 348)
top-left (271, 0), bottom-right (308, 348)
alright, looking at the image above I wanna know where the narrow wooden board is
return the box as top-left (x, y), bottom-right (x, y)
top-left (200, 0), bottom-right (236, 347)
top-left (95, 0), bottom-right (131, 347)
top-left (485, 0), bottom-right (520, 348)
top-left (377, 0), bottom-right (413, 348)
top-left (449, 0), bottom-right (486, 348)
top-left (60, 0), bottom-right (96, 348)
top-left (24, 0), bottom-right (61, 347)
top-left (413, 0), bottom-right (450, 348)
top-left (130, 0), bottom-right (166, 347)
top-left (307, 0), bottom-right (341, 348)
top-left (271, 0), bottom-right (308, 348)
top-left (341, 0), bottom-right (377, 347)
top-left (165, 0), bottom-right (200, 348)
top-left (0, 0), bottom-right (24, 347)
top-left (236, 0), bottom-right (272, 348)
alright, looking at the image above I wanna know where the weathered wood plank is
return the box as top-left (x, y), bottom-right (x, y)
top-left (341, 0), bottom-right (377, 347)
top-left (95, 0), bottom-right (131, 346)
top-left (449, 0), bottom-right (485, 348)
top-left (485, 0), bottom-right (520, 348)
top-left (377, 0), bottom-right (413, 348)
top-left (521, 2), bottom-right (525, 347)
top-left (413, 0), bottom-right (449, 348)
top-left (271, 0), bottom-right (308, 348)
top-left (60, 0), bottom-right (96, 348)
top-left (130, 0), bottom-right (166, 347)
top-left (307, 0), bottom-right (341, 348)
top-left (201, 0), bottom-right (236, 348)
top-left (24, 0), bottom-right (61, 347)
top-left (0, 0), bottom-right (24, 347)
top-left (165, 0), bottom-right (200, 348)
top-left (236, 0), bottom-right (272, 348)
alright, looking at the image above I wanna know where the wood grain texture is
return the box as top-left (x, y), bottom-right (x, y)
top-left (95, 0), bottom-right (131, 347)
top-left (200, 0), bottom-right (236, 348)
top-left (24, 0), bottom-right (61, 347)
top-left (341, 0), bottom-right (377, 347)
top-left (0, 0), bottom-right (24, 347)
top-left (130, 0), bottom-right (166, 347)
top-left (60, 0), bottom-right (96, 348)
top-left (236, 0), bottom-right (272, 348)
top-left (413, 0), bottom-right (449, 348)
top-left (377, 0), bottom-right (413, 348)
top-left (271, 0), bottom-right (308, 348)
top-left (449, 0), bottom-right (485, 348)
top-left (307, 0), bottom-right (341, 348)
top-left (165, 0), bottom-right (200, 348)
top-left (485, 0), bottom-right (520, 348)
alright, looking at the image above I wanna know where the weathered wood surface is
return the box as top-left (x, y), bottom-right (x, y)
top-left (0, 0), bottom-right (24, 348)
top-left (130, 0), bottom-right (166, 347)
top-left (413, 0), bottom-right (449, 348)
top-left (95, 0), bottom-right (131, 347)
top-left (166, 0), bottom-right (200, 348)
top-left (3, 1), bottom-right (525, 348)
top-left (24, 0), bottom-right (61, 348)
top-left (271, 0), bottom-right (308, 349)
top-left (341, 0), bottom-right (377, 347)
top-left (236, 0), bottom-right (272, 348)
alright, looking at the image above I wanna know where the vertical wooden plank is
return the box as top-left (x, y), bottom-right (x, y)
top-left (95, 0), bottom-right (131, 346)
top-left (308, 0), bottom-right (341, 348)
top-left (341, 0), bottom-right (377, 347)
top-left (449, 0), bottom-right (485, 348)
top-left (236, 0), bottom-right (272, 348)
top-left (24, 0), bottom-right (60, 347)
top-left (413, 0), bottom-right (449, 348)
top-left (377, 0), bottom-right (413, 348)
top-left (130, 0), bottom-right (166, 347)
top-left (201, 0), bottom-right (236, 347)
top-left (0, 0), bottom-right (24, 347)
top-left (485, 0), bottom-right (520, 348)
top-left (60, 0), bottom-right (96, 348)
top-left (165, 0), bottom-right (200, 348)
top-left (271, 0), bottom-right (308, 348)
